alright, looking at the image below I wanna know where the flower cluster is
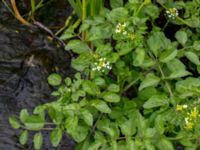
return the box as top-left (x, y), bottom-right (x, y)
top-left (184, 107), bottom-right (200, 129)
top-left (92, 57), bottom-right (112, 72)
top-left (176, 104), bottom-right (188, 111)
top-left (165, 8), bottom-right (179, 19)
top-left (115, 22), bottom-right (127, 35)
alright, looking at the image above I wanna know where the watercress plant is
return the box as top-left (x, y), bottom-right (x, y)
top-left (9, 0), bottom-right (200, 149)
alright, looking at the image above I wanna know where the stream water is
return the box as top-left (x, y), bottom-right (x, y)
top-left (0, 1), bottom-right (75, 149)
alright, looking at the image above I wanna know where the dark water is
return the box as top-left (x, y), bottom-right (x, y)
top-left (0, 1), bottom-right (75, 149)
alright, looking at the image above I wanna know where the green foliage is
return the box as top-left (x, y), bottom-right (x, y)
top-left (9, 0), bottom-right (200, 149)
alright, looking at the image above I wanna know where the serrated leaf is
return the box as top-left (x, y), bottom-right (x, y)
top-left (19, 130), bottom-right (28, 145)
top-left (103, 92), bottom-right (120, 103)
top-left (33, 132), bottom-right (43, 150)
top-left (139, 73), bottom-right (160, 91)
top-left (185, 51), bottom-right (200, 65)
top-left (50, 128), bottom-right (62, 147)
top-left (91, 100), bottom-right (111, 113)
top-left (143, 95), bottom-right (168, 109)
top-left (82, 80), bottom-right (100, 96)
top-left (81, 110), bottom-right (93, 126)
top-left (65, 40), bottom-right (90, 54)
top-left (48, 73), bottom-right (62, 86)
top-left (9, 117), bottom-right (20, 129)
top-left (159, 49), bottom-right (177, 63)
top-left (175, 30), bottom-right (187, 45)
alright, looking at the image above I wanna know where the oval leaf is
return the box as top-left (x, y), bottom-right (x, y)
top-left (19, 130), bottom-right (28, 145)
top-left (103, 92), bottom-right (120, 103)
top-left (50, 128), bottom-right (62, 147)
top-left (34, 132), bottom-right (43, 150)
top-left (9, 117), bottom-right (20, 129)
top-left (139, 73), bottom-right (160, 91)
top-left (91, 100), bottom-right (111, 113)
top-left (48, 73), bottom-right (62, 86)
top-left (81, 109), bottom-right (93, 126)
top-left (185, 51), bottom-right (200, 65)
top-left (143, 95), bottom-right (168, 109)
top-left (175, 30), bottom-right (187, 45)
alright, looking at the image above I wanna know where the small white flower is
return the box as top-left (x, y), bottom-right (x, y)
top-left (115, 22), bottom-right (127, 34)
top-left (185, 117), bottom-right (189, 124)
top-left (165, 8), bottom-right (178, 20)
top-left (183, 105), bottom-right (188, 109)
top-left (92, 57), bottom-right (112, 72)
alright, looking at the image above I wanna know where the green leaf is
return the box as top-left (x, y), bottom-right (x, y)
top-left (102, 92), bottom-right (120, 103)
top-left (65, 116), bottom-right (78, 133)
top-left (147, 32), bottom-right (162, 56)
top-left (50, 128), bottom-right (62, 147)
top-left (110, 140), bottom-right (118, 150)
top-left (91, 100), bottom-right (111, 113)
top-left (139, 73), bottom-right (160, 91)
top-left (119, 119), bottom-right (136, 136)
top-left (71, 125), bottom-right (89, 143)
top-left (157, 138), bottom-right (174, 150)
top-left (166, 59), bottom-right (186, 72)
top-left (108, 7), bottom-right (128, 22)
top-left (48, 73), bottom-right (62, 86)
top-left (175, 30), bottom-right (187, 45)
top-left (81, 109), bottom-right (93, 126)
top-left (107, 84), bottom-right (120, 92)
top-left (133, 48), bottom-right (145, 66)
top-left (159, 49), bottom-right (177, 63)
top-left (185, 51), bottom-right (200, 65)
top-left (110, 0), bottom-right (123, 8)
top-left (193, 40), bottom-right (200, 51)
top-left (19, 130), bottom-right (28, 145)
top-left (24, 115), bottom-right (44, 131)
top-left (144, 139), bottom-right (155, 150)
top-left (126, 138), bottom-right (136, 150)
top-left (166, 70), bottom-right (190, 79)
top-left (20, 109), bottom-right (29, 123)
top-left (82, 80), bottom-right (100, 96)
top-left (65, 40), bottom-right (90, 54)
top-left (155, 115), bottom-right (165, 134)
top-left (71, 52), bottom-right (92, 71)
top-left (93, 77), bottom-right (106, 87)
top-left (33, 132), bottom-right (43, 150)
top-left (143, 95), bottom-right (168, 109)
top-left (117, 41), bottom-right (133, 56)
top-left (9, 117), bottom-right (20, 129)
top-left (97, 119), bottom-right (116, 138)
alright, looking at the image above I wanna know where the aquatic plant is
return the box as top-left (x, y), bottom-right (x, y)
top-left (9, 0), bottom-right (200, 149)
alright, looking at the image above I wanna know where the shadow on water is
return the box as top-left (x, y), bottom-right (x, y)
top-left (0, 1), bottom-right (75, 149)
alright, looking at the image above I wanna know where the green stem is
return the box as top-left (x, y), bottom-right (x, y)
top-left (162, 20), bottom-right (169, 31)
top-left (55, 11), bottom-right (75, 36)
top-left (135, 2), bottom-right (145, 16)
top-left (122, 78), bottom-right (140, 93)
top-left (82, 0), bottom-right (86, 21)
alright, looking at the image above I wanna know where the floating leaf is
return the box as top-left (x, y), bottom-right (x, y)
top-left (48, 73), bottom-right (62, 86)
top-left (9, 117), bottom-right (20, 129)
top-left (19, 130), bottom-right (28, 145)
top-left (50, 128), bottom-right (62, 147)
top-left (33, 132), bottom-right (43, 150)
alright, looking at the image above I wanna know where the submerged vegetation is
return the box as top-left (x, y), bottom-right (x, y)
top-left (7, 0), bottom-right (200, 149)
